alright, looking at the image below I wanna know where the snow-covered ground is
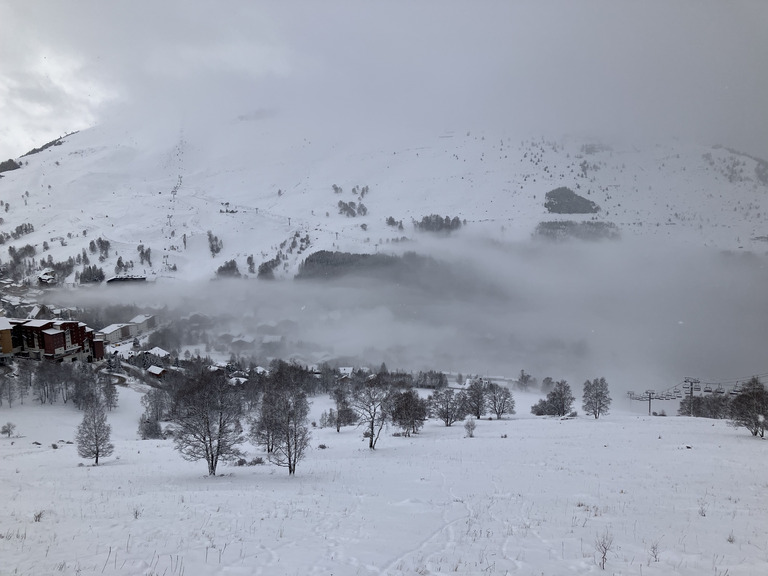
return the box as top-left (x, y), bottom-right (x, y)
top-left (2, 384), bottom-right (766, 575)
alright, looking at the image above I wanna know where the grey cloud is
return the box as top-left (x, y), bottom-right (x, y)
top-left (2, 2), bottom-right (767, 158)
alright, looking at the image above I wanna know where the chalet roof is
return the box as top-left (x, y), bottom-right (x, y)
top-left (146, 346), bottom-right (169, 358)
top-left (147, 365), bottom-right (165, 376)
top-left (0, 317), bottom-right (12, 331)
top-left (42, 328), bottom-right (64, 336)
top-left (130, 314), bottom-right (154, 324)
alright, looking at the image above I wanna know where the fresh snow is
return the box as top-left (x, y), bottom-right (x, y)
top-left (1, 384), bottom-right (766, 575)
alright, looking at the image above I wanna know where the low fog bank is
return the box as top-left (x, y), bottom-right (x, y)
top-left (51, 237), bottom-right (768, 392)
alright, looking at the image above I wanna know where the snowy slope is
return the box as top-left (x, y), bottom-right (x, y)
top-left (0, 121), bottom-right (766, 284)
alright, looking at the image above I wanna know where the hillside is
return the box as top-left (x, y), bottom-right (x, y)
top-left (0, 123), bottom-right (766, 285)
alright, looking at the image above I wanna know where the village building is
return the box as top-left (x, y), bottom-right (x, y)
top-left (147, 365), bottom-right (166, 379)
top-left (0, 317), bottom-right (14, 361)
top-left (0, 317), bottom-right (104, 362)
top-left (99, 323), bottom-right (138, 344)
top-left (129, 314), bottom-right (156, 333)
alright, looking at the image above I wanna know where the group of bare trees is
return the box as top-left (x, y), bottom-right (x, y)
top-left (320, 375), bottom-right (516, 447)
top-left (1, 360), bottom-right (115, 412)
top-left (251, 375), bottom-right (311, 474)
top-left (431, 379), bottom-right (515, 423)
top-left (530, 378), bottom-right (613, 419)
top-left (156, 359), bottom-right (314, 475)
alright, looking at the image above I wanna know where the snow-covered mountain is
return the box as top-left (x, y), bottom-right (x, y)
top-left (1, 121), bottom-right (767, 385)
top-left (1, 119), bottom-right (766, 284)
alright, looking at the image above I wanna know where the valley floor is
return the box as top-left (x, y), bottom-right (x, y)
top-left (1, 386), bottom-right (766, 575)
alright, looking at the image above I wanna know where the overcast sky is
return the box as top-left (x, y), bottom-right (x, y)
top-left (1, 1), bottom-right (767, 159)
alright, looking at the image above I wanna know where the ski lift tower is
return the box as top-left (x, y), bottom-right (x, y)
top-left (644, 390), bottom-right (656, 415)
top-left (684, 377), bottom-right (700, 417)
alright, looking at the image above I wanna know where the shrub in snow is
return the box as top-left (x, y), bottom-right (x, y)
top-left (464, 417), bottom-right (476, 438)
top-left (1, 422), bottom-right (16, 437)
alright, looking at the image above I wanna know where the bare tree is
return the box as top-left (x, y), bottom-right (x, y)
top-left (259, 388), bottom-right (311, 474)
top-left (72, 363), bottom-right (99, 410)
top-left (428, 388), bottom-right (467, 426)
top-left (351, 378), bottom-right (391, 449)
top-left (0, 375), bottom-right (15, 407)
top-left (582, 377), bottom-right (612, 419)
top-left (729, 376), bottom-right (767, 437)
top-left (531, 380), bottom-right (575, 417)
top-left (33, 361), bottom-right (57, 404)
top-left (76, 400), bottom-right (114, 465)
top-left (390, 388), bottom-right (427, 436)
top-left (252, 386), bottom-right (281, 453)
top-left (594, 530), bottom-right (614, 570)
top-left (141, 388), bottom-right (171, 422)
top-left (486, 382), bottom-right (515, 419)
top-left (517, 369), bottom-right (536, 391)
top-left (102, 377), bottom-right (119, 411)
top-left (1, 422), bottom-right (16, 437)
top-left (171, 369), bottom-right (244, 475)
top-left (15, 360), bottom-right (32, 405)
top-left (464, 380), bottom-right (487, 419)
top-left (331, 383), bottom-right (358, 432)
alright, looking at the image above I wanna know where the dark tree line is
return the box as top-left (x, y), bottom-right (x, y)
top-left (544, 187), bottom-right (601, 214)
top-left (413, 214), bottom-right (462, 233)
top-left (79, 264), bottom-right (105, 283)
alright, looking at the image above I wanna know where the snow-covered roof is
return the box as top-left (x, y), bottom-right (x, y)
top-left (42, 328), bottom-right (64, 336)
top-left (0, 317), bottom-right (13, 331)
top-left (147, 365), bottom-right (165, 376)
top-left (146, 346), bottom-right (170, 358)
top-left (100, 323), bottom-right (133, 335)
top-left (130, 314), bottom-right (154, 324)
top-left (23, 319), bottom-right (51, 328)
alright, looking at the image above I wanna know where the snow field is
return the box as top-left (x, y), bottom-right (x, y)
top-left (1, 384), bottom-right (766, 575)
